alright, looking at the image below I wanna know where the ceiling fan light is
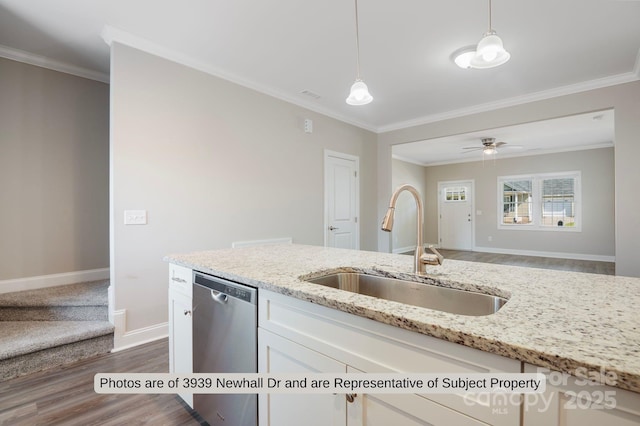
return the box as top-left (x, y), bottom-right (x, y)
top-left (346, 79), bottom-right (373, 105)
top-left (483, 147), bottom-right (497, 155)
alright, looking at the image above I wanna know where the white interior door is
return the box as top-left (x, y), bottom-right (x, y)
top-left (325, 151), bottom-right (359, 249)
top-left (438, 181), bottom-right (473, 250)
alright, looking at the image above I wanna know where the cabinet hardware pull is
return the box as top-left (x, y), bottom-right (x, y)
top-left (184, 310), bottom-right (192, 316)
top-left (345, 393), bottom-right (357, 403)
top-left (172, 277), bottom-right (187, 283)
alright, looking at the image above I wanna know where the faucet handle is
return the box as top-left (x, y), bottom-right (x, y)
top-left (421, 245), bottom-right (444, 266)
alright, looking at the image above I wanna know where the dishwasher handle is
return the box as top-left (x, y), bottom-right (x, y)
top-left (211, 290), bottom-right (228, 304)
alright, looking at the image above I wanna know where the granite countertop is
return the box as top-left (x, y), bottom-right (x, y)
top-left (164, 244), bottom-right (640, 394)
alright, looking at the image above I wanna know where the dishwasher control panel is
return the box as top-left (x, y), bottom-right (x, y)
top-left (193, 272), bottom-right (256, 304)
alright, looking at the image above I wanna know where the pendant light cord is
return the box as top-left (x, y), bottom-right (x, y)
top-left (354, 0), bottom-right (362, 80)
top-left (487, 0), bottom-right (493, 32)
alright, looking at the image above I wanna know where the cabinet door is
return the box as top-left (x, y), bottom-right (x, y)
top-left (258, 328), bottom-right (347, 426)
top-left (523, 364), bottom-right (640, 426)
top-left (346, 366), bottom-right (491, 426)
top-left (169, 264), bottom-right (192, 297)
top-left (169, 288), bottom-right (193, 407)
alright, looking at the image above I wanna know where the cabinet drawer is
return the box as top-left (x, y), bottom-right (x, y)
top-left (169, 264), bottom-right (192, 297)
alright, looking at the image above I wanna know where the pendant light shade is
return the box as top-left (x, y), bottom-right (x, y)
top-left (346, 0), bottom-right (372, 105)
top-left (346, 79), bottom-right (373, 105)
top-left (453, 0), bottom-right (510, 69)
top-left (470, 30), bottom-right (510, 68)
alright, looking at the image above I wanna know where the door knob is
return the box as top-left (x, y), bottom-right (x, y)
top-left (329, 226), bottom-right (339, 231)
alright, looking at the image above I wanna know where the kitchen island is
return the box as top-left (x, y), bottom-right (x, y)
top-left (165, 244), bottom-right (640, 425)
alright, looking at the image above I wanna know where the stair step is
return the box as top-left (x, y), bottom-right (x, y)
top-left (0, 321), bottom-right (114, 360)
top-left (0, 306), bottom-right (108, 321)
top-left (0, 321), bottom-right (114, 381)
top-left (0, 280), bottom-right (109, 307)
top-left (0, 280), bottom-right (109, 321)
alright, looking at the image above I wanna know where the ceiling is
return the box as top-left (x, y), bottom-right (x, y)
top-left (392, 109), bottom-right (615, 166)
top-left (0, 0), bottom-right (638, 134)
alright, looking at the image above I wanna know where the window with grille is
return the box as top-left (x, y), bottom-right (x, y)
top-left (498, 172), bottom-right (581, 231)
top-left (444, 186), bottom-right (467, 202)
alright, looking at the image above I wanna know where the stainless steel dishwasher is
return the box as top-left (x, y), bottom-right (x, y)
top-left (192, 271), bottom-right (257, 426)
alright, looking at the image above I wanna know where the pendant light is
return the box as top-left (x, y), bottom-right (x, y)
top-left (346, 0), bottom-right (373, 105)
top-left (469, 0), bottom-right (510, 69)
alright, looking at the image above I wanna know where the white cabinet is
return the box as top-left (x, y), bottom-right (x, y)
top-left (258, 290), bottom-right (521, 426)
top-left (168, 264), bottom-right (193, 408)
top-left (522, 363), bottom-right (640, 426)
top-left (259, 328), bottom-right (347, 426)
top-left (259, 329), bottom-right (485, 426)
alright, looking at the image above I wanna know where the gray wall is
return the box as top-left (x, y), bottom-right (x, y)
top-left (390, 159), bottom-right (428, 253)
top-left (110, 43), bottom-right (378, 334)
top-left (377, 81), bottom-right (640, 277)
top-left (0, 57), bottom-right (109, 281)
top-left (420, 148), bottom-right (614, 258)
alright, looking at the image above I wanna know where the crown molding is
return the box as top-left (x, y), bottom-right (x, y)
top-left (100, 27), bottom-right (640, 135)
top-left (378, 63), bottom-right (640, 134)
top-left (0, 44), bottom-right (109, 83)
top-left (101, 26), bottom-right (378, 133)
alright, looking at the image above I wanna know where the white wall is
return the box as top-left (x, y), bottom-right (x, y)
top-left (0, 57), bottom-right (109, 287)
top-left (421, 148), bottom-right (614, 259)
top-left (109, 43), bottom-right (378, 347)
top-left (377, 81), bottom-right (640, 277)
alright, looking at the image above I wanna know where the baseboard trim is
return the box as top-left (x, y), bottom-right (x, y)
top-left (473, 246), bottom-right (615, 263)
top-left (111, 309), bottom-right (168, 352)
top-left (394, 243), bottom-right (441, 254)
top-left (0, 268), bottom-right (110, 294)
top-left (392, 245), bottom-right (415, 254)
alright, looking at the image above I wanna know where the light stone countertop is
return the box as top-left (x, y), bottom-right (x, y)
top-left (164, 244), bottom-right (640, 394)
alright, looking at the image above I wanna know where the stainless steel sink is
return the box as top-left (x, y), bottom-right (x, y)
top-left (304, 272), bottom-right (507, 316)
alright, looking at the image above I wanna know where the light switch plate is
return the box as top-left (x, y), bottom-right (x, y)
top-left (124, 210), bottom-right (147, 225)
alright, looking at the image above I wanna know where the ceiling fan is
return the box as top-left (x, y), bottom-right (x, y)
top-left (462, 137), bottom-right (508, 156)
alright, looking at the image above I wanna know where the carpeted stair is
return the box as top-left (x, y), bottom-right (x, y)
top-left (0, 280), bottom-right (114, 381)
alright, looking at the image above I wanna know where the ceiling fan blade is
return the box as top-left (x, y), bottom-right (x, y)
top-left (494, 141), bottom-right (508, 147)
top-left (462, 147), bottom-right (483, 150)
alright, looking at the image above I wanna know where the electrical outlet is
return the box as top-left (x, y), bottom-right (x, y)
top-left (124, 210), bottom-right (147, 225)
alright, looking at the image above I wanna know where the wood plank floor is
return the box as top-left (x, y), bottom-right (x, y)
top-left (437, 249), bottom-right (615, 275)
top-left (0, 338), bottom-right (202, 426)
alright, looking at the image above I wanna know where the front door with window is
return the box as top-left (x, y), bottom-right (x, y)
top-left (438, 181), bottom-right (473, 250)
